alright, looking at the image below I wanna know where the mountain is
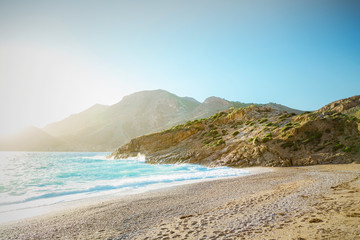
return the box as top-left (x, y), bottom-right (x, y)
top-left (263, 102), bottom-right (304, 115)
top-left (315, 95), bottom-right (360, 118)
top-left (41, 89), bottom-right (304, 151)
top-left (0, 126), bottom-right (62, 151)
top-left (43, 90), bottom-right (202, 151)
top-left (0, 89), bottom-right (304, 151)
top-left (110, 95), bottom-right (360, 167)
top-left (190, 97), bottom-right (234, 119)
top-left (44, 104), bottom-right (110, 137)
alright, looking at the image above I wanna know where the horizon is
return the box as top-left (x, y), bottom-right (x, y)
top-left (1, 1), bottom-right (359, 137)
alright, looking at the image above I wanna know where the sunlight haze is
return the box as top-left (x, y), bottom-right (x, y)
top-left (0, 0), bottom-right (359, 136)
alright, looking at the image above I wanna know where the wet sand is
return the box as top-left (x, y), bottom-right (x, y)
top-left (1, 164), bottom-right (359, 239)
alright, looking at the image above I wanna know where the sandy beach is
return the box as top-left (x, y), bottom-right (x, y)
top-left (1, 164), bottom-right (359, 240)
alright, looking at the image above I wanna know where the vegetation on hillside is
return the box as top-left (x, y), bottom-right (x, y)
top-left (111, 96), bottom-right (360, 167)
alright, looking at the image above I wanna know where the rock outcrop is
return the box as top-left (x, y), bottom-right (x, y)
top-left (110, 96), bottom-right (360, 167)
top-left (316, 95), bottom-right (360, 114)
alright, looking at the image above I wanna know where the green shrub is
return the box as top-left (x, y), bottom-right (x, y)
top-left (213, 139), bottom-right (225, 147)
top-left (245, 120), bottom-right (252, 125)
top-left (253, 137), bottom-right (259, 144)
top-left (265, 133), bottom-right (272, 138)
top-left (262, 136), bottom-right (272, 143)
top-left (284, 122), bottom-right (293, 127)
top-left (206, 129), bottom-right (219, 138)
top-left (194, 126), bottom-right (204, 131)
top-left (202, 139), bottom-right (212, 144)
top-left (259, 118), bottom-right (268, 124)
top-left (286, 134), bottom-right (293, 139)
top-left (342, 146), bottom-right (352, 152)
top-left (302, 132), bottom-right (322, 144)
top-left (232, 131), bottom-right (240, 136)
top-left (265, 122), bottom-right (274, 126)
top-left (170, 124), bottom-right (184, 131)
top-left (211, 111), bottom-right (227, 120)
top-left (281, 125), bottom-right (292, 132)
top-left (333, 143), bottom-right (344, 151)
top-left (279, 113), bottom-right (291, 120)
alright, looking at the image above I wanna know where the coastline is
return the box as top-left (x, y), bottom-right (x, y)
top-left (1, 164), bottom-right (359, 239)
top-left (0, 166), bottom-right (267, 225)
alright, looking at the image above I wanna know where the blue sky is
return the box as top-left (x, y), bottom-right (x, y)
top-left (0, 0), bottom-right (359, 135)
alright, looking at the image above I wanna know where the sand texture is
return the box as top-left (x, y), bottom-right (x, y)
top-left (1, 164), bottom-right (359, 240)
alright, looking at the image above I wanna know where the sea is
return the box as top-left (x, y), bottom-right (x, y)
top-left (0, 152), bottom-right (252, 223)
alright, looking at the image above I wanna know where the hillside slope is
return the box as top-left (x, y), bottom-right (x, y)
top-left (0, 126), bottom-right (62, 151)
top-left (0, 89), bottom-right (304, 151)
top-left (44, 90), bottom-right (202, 151)
top-left (44, 104), bottom-right (110, 137)
top-left (316, 95), bottom-right (360, 118)
top-left (110, 96), bottom-right (360, 167)
top-left (43, 90), bottom-right (302, 151)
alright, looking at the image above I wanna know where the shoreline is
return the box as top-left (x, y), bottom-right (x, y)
top-left (1, 164), bottom-right (359, 239)
top-left (0, 166), bottom-right (270, 225)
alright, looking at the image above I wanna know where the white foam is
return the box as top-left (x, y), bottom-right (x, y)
top-left (124, 153), bottom-right (146, 162)
top-left (0, 167), bottom-right (271, 224)
top-left (0, 152), bottom-right (273, 224)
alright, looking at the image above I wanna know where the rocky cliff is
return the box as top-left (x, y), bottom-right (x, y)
top-left (110, 96), bottom-right (360, 167)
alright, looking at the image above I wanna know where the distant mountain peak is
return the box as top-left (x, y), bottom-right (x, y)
top-left (1, 89), bottom-right (305, 151)
top-left (203, 96), bottom-right (228, 104)
top-left (182, 96), bottom-right (199, 103)
top-left (90, 103), bottom-right (109, 109)
top-left (0, 125), bottom-right (61, 151)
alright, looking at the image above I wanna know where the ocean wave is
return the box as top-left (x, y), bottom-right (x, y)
top-left (79, 155), bottom-right (112, 160)
top-left (124, 153), bottom-right (146, 162)
top-left (0, 152), bottom-right (255, 216)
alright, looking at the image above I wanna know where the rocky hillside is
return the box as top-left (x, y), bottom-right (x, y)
top-left (110, 96), bottom-right (360, 167)
top-left (315, 95), bottom-right (360, 118)
top-left (43, 90), bottom-right (301, 151)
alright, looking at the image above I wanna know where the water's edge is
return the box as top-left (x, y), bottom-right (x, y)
top-left (0, 152), bottom-right (271, 223)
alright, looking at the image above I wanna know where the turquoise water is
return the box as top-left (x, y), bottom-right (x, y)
top-left (0, 152), bottom-right (249, 221)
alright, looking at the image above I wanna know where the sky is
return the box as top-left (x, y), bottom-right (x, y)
top-left (0, 0), bottom-right (359, 137)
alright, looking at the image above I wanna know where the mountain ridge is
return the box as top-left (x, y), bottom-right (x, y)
top-left (110, 95), bottom-right (360, 167)
top-left (0, 126), bottom-right (62, 151)
top-left (0, 89), bottom-right (304, 151)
